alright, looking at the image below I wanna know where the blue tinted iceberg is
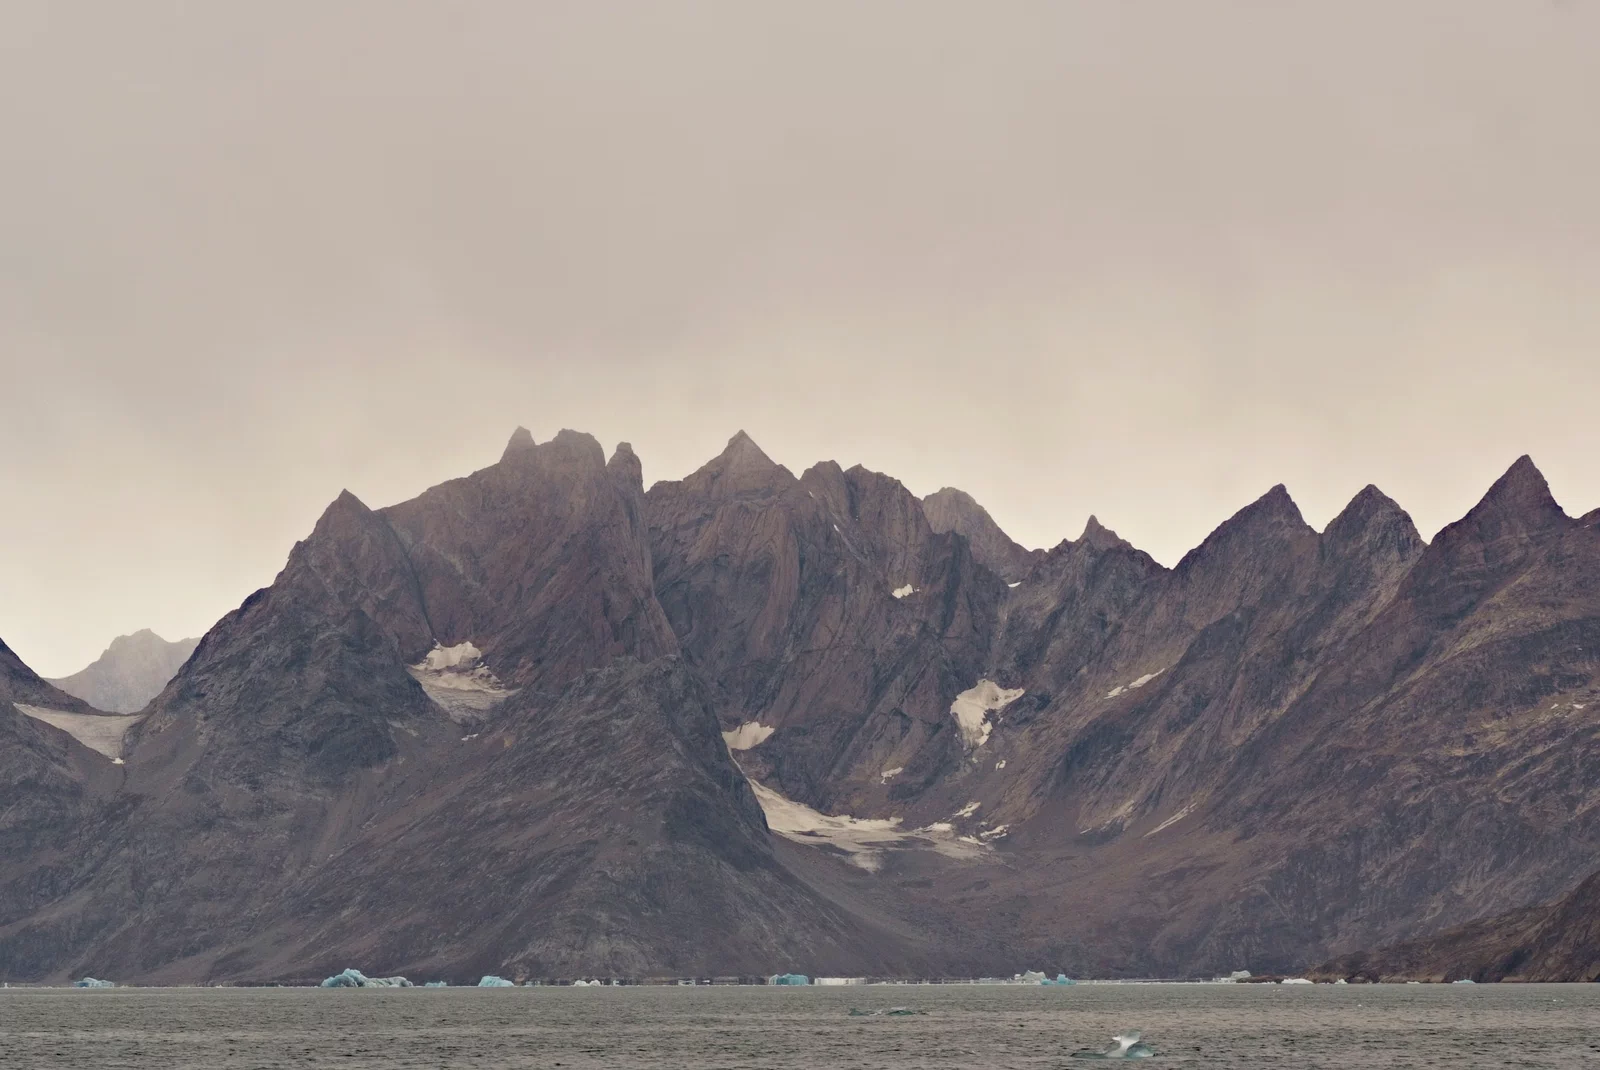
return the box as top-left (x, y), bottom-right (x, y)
top-left (424, 981), bottom-right (449, 987)
top-left (1071, 1032), bottom-right (1155, 1059)
top-left (769, 973), bottom-right (810, 985)
top-left (319, 968), bottom-right (412, 988)
top-left (73, 977), bottom-right (115, 988)
top-left (478, 975), bottom-right (515, 987)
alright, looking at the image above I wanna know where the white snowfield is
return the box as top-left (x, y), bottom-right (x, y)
top-left (748, 779), bottom-right (988, 871)
top-left (950, 680), bottom-right (1024, 749)
top-left (408, 641), bottom-right (516, 721)
top-left (12, 704), bottom-right (142, 759)
top-left (1106, 668), bottom-right (1164, 700)
top-left (722, 722), bottom-right (775, 751)
top-left (891, 584), bottom-right (915, 599)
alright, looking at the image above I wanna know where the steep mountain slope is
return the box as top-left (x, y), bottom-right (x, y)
top-left (48, 630), bottom-right (200, 713)
top-left (3, 432), bottom-right (1598, 982)
top-left (1315, 865), bottom-right (1600, 983)
top-left (922, 486), bottom-right (1042, 583)
top-left (0, 430), bottom-right (904, 982)
top-left (645, 433), bottom-right (1006, 813)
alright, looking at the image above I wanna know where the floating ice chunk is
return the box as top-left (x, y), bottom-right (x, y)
top-left (14, 704), bottom-right (141, 760)
top-left (478, 976), bottom-right (515, 987)
top-left (319, 968), bottom-right (412, 988)
top-left (956, 800), bottom-right (981, 818)
top-left (770, 973), bottom-right (810, 985)
top-left (1333, 978), bottom-right (1348, 985)
top-left (949, 680), bottom-right (1025, 749)
top-left (1281, 977), bottom-right (1313, 985)
top-left (424, 981), bottom-right (449, 987)
top-left (891, 584), bottom-right (915, 599)
top-left (722, 722), bottom-right (775, 751)
top-left (408, 642), bottom-right (516, 721)
top-left (1451, 978), bottom-right (1476, 984)
top-left (1042, 974), bottom-right (1076, 985)
top-left (73, 977), bottom-right (115, 988)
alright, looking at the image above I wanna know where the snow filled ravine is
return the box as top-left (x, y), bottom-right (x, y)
top-left (12, 704), bottom-right (142, 760)
top-left (407, 641), bottom-right (516, 721)
top-left (746, 779), bottom-right (989, 872)
top-left (949, 680), bottom-right (1024, 749)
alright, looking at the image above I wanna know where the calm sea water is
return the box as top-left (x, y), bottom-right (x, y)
top-left (2, 983), bottom-right (1597, 1068)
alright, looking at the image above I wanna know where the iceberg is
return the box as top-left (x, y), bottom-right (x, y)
top-left (424, 981), bottom-right (449, 988)
top-left (319, 968), bottom-right (413, 988)
top-left (73, 977), bottom-right (115, 988)
top-left (1070, 1032), bottom-right (1155, 1059)
top-left (478, 975), bottom-right (515, 987)
top-left (1451, 978), bottom-right (1477, 984)
top-left (1281, 977), bottom-right (1313, 985)
top-left (1042, 974), bottom-right (1076, 985)
top-left (769, 973), bottom-right (810, 986)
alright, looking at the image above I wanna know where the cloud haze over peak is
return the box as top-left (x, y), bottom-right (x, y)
top-left (2, 0), bottom-right (1597, 674)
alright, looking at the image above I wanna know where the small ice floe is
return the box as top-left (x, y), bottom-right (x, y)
top-left (408, 642), bottom-right (516, 721)
top-left (722, 722), bottom-right (775, 751)
top-left (478, 976), bottom-right (515, 987)
top-left (1281, 977), bottom-right (1313, 985)
top-left (1451, 978), bottom-right (1476, 984)
top-left (949, 680), bottom-right (1025, 749)
top-left (1334, 979), bottom-right (1348, 985)
top-left (1071, 1032), bottom-right (1155, 1059)
top-left (424, 981), bottom-right (449, 987)
top-left (73, 977), bottom-right (115, 988)
top-left (891, 584), bottom-right (915, 599)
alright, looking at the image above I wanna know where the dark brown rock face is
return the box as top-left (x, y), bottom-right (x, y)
top-left (1316, 866), bottom-right (1600, 983)
top-left (3, 435), bottom-right (1599, 982)
top-left (922, 486), bottom-right (1042, 583)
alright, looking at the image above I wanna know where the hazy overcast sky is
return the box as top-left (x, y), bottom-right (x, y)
top-left (3, 1), bottom-right (1597, 676)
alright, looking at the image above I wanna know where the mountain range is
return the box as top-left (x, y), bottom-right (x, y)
top-left (2, 429), bottom-right (1597, 983)
top-left (48, 631), bottom-right (201, 714)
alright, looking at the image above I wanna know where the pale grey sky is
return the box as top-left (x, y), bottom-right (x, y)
top-left (2, 1), bottom-right (1597, 676)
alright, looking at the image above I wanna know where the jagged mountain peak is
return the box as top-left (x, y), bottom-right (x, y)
top-left (1474, 454), bottom-right (1564, 520)
top-left (1078, 514), bottom-right (1126, 552)
top-left (922, 486), bottom-right (1038, 583)
top-left (502, 426), bottom-right (537, 459)
top-left (1324, 484), bottom-right (1422, 550)
top-left (719, 429), bottom-right (778, 471)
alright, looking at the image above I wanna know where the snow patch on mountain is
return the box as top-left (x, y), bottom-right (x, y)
top-left (748, 779), bottom-right (989, 870)
top-left (12, 704), bottom-right (141, 759)
top-left (950, 680), bottom-right (1024, 748)
top-left (722, 722), bottom-right (775, 751)
top-left (408, 641), bottom-right (515, 721)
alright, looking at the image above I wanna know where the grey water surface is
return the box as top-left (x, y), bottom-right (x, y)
top-left (3, 982), bottom-right (1597, 1068)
